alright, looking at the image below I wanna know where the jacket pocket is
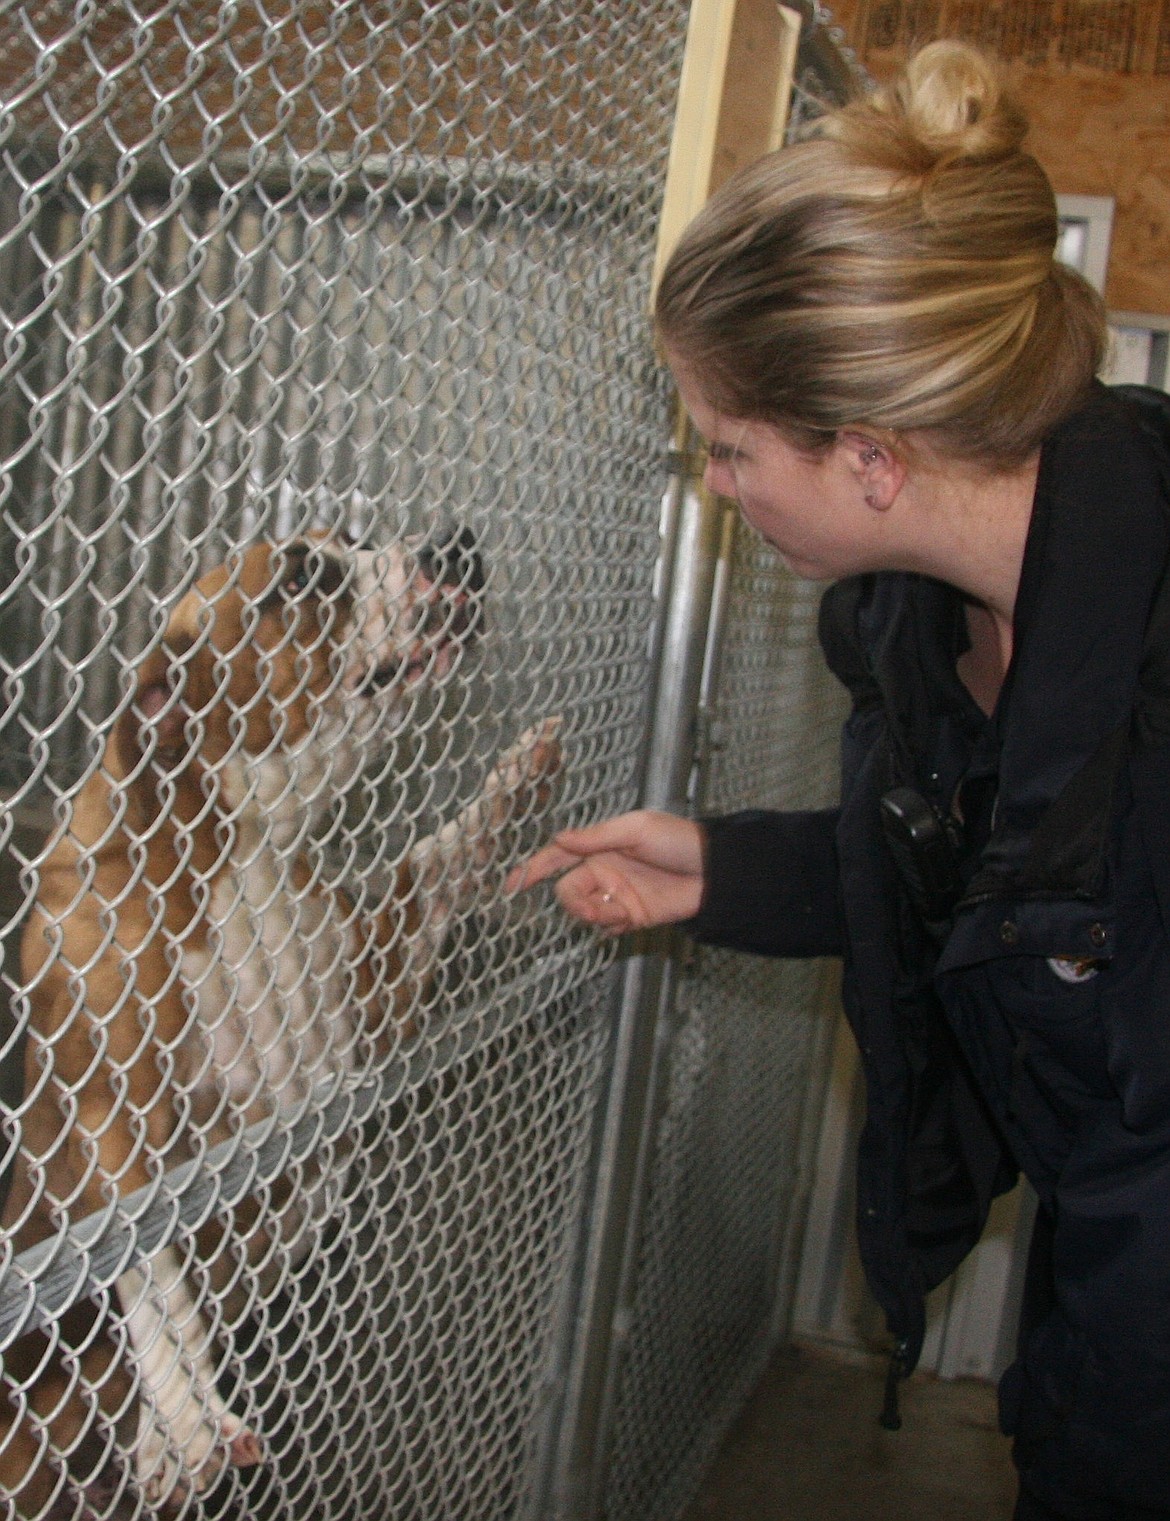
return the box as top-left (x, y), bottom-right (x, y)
top-left (988, 956), bottom-right (1115, 1104)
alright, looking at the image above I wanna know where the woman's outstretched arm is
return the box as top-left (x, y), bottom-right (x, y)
top-left (507, 810), bottom-right (704, 937)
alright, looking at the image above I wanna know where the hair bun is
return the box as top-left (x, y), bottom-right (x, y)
top-left (655, 40), bottom-right (1103, 468)
top-left (824, 40), bottom-right (1027, 173)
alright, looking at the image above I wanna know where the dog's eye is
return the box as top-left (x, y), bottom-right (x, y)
top-left (271, 545), bottom-right (349, 605)
top-left (284, 560), bottom-right (314, 596)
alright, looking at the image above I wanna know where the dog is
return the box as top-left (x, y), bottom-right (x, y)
top-left (0, 532), bottom-right (560, 1516)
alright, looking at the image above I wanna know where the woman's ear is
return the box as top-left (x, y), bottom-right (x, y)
top-left (839, 430), bottom-right (906, 512)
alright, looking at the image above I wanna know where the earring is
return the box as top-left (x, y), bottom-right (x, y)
top-left (861, 445), bottom-right (880, 466)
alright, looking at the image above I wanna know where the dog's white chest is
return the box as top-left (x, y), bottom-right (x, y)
top-left (180, 832), bottom-right (360, 1121)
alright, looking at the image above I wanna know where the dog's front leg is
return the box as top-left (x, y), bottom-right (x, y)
top-left (404, 717), bottom-right (562, 966)
top-left (116, 1247), bottom-right (263, 1504)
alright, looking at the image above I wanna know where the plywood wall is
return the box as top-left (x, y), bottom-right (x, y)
top-left (1024, 70), bottom-right (1170, 315)
top-left (822, 0), bottom-right (1170, 316)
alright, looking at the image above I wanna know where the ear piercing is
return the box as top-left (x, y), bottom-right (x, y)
top-left (861, 445), bottom-right (880, 465)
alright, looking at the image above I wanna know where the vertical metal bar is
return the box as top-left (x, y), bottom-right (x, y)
top-left (528, 440), bottom-right (730, 1521)
top-left (639, 453), bottom-right (731, 814)
top-left (691, 500), bottom-right (738, 808)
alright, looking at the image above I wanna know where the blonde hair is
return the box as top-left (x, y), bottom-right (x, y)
top-left (655, 42), bottom-right (1106, 467)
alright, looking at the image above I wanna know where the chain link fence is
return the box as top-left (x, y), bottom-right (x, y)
top-left (0, 4), bottom-right (858, 1519)
top-left (601, 534), bottom-right (847, 1521)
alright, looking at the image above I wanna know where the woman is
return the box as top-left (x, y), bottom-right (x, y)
top-left (511, 41), bottom-right (1170, 1521)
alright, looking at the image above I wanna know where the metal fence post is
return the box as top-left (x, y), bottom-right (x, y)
top-left (524, 442), bottom-right (730, 1521)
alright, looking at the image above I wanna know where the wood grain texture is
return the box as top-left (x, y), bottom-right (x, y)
top-left (826, 0), bottom-right (1170, 315)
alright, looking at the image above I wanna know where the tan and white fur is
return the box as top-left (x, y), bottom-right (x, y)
top-left (0, 534), bottom-right (560, 1516)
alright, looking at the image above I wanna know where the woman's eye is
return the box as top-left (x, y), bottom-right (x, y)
top-left (708, 442), bottom-right (737, 464)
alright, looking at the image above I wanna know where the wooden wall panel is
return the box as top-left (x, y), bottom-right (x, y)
top-left (823, 0), bottom-right (1170, 315)
top-left (1022, 69), bottom-right (1170, 314)
top-left (653, 0), bottom-right (800, 294)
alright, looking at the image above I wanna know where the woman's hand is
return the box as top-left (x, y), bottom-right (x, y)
top-left (506, 810), bottom-right (705, 935)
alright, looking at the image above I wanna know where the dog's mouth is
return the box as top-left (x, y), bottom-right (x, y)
top-left (356, 528), bottom-right (485, 698)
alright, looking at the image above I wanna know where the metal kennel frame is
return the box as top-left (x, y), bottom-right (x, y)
top-left (0, 4), bottom-right (858, 1519)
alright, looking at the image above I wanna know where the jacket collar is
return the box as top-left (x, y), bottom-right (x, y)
top-left (961, 383), bottom-right (1169, 905)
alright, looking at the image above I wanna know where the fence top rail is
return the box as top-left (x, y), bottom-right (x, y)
top-left (0, 942), bottom-right (605, 1350)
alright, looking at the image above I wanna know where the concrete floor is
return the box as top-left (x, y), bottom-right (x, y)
top-left (682, 1341), bottom-right (1017, 1521)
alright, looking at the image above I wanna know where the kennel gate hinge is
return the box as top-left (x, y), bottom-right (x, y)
top-left (665, 447), bottom-right (707, 482)
top-left (693, 701), bottom-right (724, 774)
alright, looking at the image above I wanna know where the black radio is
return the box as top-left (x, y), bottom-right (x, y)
top-left (879, 786), bottom-right (964, 930)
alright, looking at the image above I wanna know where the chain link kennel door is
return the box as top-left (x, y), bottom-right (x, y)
top-left (596, 27), bottom-right (860, 1487)
top-left (529, 10), bottom-right (861, 1519)
top-left (0, 5), bottom-right (691, 1518)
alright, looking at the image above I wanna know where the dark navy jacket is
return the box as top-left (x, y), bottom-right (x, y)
top-left (690, 384), bottom-right (1170, 1518)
